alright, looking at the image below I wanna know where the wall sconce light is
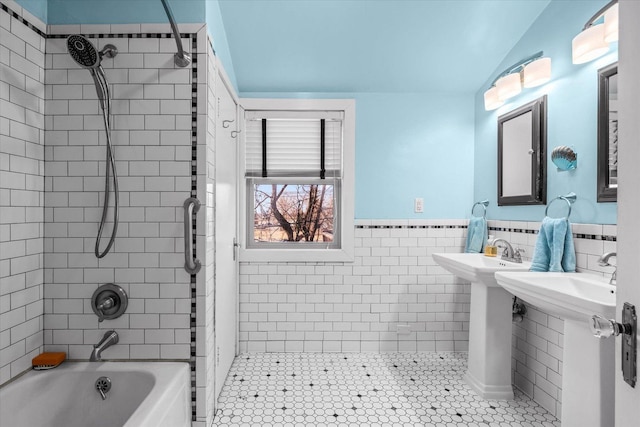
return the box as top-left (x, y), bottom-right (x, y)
top-left (483, 51), bottom-right (551, 111)
top-left (572, 0), bottom-right (618, 64)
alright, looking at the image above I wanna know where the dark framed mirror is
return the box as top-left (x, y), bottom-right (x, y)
top-left (497, 95), bottom-right (547, 206)
top-left (597, 62), bottom-right (618, 202)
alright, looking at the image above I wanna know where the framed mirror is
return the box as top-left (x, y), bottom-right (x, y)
top-left (497, 95), bottom-right (547, 206)
top-left (597, 62), bottom-right (618, 202)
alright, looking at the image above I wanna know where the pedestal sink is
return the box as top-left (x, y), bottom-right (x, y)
top-left (432, 253), bottom-right (531, 400)
top-left (495, 272), bottom-right (616, 427)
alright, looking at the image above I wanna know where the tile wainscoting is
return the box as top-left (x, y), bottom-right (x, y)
top-left (239, 219), bottom-right (472, 354)
top-left (239, 219), bottom-right (617, 418)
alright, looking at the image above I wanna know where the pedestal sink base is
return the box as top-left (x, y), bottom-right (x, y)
top-left (463, 370), bottom-right (514, 400)
top-left (431, 254), bottom-right (531, 401)
top-left (494, 272), bottom-right (617, 426)
top-left (465, 281), bottom-right (514, 400)
top-left (562, 319), bottom-right (615, 427)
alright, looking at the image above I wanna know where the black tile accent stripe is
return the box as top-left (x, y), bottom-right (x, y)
top-left (189, 33), bottom-right (198, 423)
top-left (0, 2), bottom-right (46, 37)
top-left (47, 31), bottom-right (193, 39)
top-left (355, 224), bottom-right (616, 241)
top-left (488, 226), bottom-right (617, 242)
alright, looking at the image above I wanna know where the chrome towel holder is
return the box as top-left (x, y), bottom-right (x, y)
top-left (471, 200), bottom-right (489, 219)
top-left (545, 192), bottom-right (577, 219)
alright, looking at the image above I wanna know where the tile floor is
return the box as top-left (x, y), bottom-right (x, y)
top-left (212, 352), bottom-right (560, 426)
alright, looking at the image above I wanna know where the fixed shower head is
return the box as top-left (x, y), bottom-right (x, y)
top-left (67, 34), bottom-right (100, 69)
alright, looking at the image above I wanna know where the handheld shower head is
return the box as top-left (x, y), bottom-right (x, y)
top-left (67, 35), bottom-right (100, 69)
top-left (66, 35), bottom-right (117, 112)
top-left (66, 35), bottom-right (121, 259)
top-left (67, 35), bottom-right (118, 68)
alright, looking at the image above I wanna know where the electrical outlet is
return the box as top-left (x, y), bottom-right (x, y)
top-left (397, 324), bottom-right (411, 335)
top-left (414, 198), bottom-right (424, 213)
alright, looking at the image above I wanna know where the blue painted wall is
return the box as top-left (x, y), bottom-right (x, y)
top-left (15, 0), bottom-right (615, 223)
top-left (474, 0), bottom-right (618, 224)
top-left (243, 92), bottom-right (475, 220)
top-left (46, 0), bottom-right (204, 24)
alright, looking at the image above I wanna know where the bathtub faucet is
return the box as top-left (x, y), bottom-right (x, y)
top-left (90, 330), bottom-right (119, 362)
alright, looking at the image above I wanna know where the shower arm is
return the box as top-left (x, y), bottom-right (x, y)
top-left (160, 0), bottom-right (192, 67)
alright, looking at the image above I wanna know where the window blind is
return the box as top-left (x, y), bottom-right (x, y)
top-left (245, 112), bottom-right (342, 178)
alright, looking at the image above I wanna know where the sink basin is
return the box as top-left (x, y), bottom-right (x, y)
top-left (432, 253), bottom-right (531, 287)
top-left (494, 271), bottom-right (616, 426)
top-left (432, 253), bottom-right (531, 400)
top-left (494, 272), bottom-right (616, 322)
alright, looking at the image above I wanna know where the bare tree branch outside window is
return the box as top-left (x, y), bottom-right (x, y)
top-left (254, 184), bottom-right (334, 243)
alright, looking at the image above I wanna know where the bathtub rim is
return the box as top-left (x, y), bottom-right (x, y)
top-left (0, 361), bottom-right (191, 427)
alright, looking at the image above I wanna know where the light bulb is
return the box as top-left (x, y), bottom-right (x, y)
top-left (523, 57), bottom-right (551, 88)
top-left (496, 73), bottom-right (522, 100)
top-left (484, 86), bottom-right (504, 111)
top-left (572, 24), bottom-right (609, 64)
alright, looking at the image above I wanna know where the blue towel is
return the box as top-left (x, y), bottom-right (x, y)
top-left (465, 217), bottom-right (487, 253)
top-left (529, 217), bottom-right (576, 272)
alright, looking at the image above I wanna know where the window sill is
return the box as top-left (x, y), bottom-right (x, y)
top-left (239, 247), bottom-right (354, 263)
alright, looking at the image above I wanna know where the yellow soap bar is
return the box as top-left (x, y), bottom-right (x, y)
top-left (32, 352), bottom-right (66, 370)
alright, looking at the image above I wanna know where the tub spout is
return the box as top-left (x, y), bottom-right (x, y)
top-left (90, 330), bottom-right (119, 362)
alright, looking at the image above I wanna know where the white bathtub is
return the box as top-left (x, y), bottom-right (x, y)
top-left (0, 362), bottom-right (190, 427)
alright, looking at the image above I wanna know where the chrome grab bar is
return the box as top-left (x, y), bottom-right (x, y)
top-left (183, 197), bottom-right (201, 274)
top-left (160, 0), bottom-right (192, 68)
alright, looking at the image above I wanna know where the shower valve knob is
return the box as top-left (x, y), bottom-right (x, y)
top-left (91, 284), bottom-right (128, 323)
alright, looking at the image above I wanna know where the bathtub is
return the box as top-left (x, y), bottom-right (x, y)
top-left (0, 362), bottom-right (190, 427)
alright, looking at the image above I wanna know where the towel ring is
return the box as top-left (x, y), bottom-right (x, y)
top-left (545, 192), bottom-right (577, 219)
top-left (471, 200), bottom-right (489, 219)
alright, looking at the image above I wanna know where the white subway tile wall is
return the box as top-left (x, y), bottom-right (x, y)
top-left (192, 32), bottom-right (217, 427)
top-left (42, 30), bottom-right (197, 363)
top-left (239, 219), bottom-right (616, 419)
top-left (239, 219), bottom-right (473, 354)
top-left (0, 4), bottom-right (46, 385)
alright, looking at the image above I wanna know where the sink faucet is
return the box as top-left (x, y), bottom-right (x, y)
top-left (597, 252), bottom-right (617, 285)
top-left (90, 330), bottom-right (119, 361)
top-left (491, 238), bottom-right (523, 263)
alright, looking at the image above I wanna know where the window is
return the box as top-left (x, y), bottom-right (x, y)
top-left (253, 183), bottom-right (337, 245)
top-left (239, 99), bottom-right (355, 262)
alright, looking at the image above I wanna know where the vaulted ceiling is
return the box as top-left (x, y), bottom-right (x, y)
top-left (219, 0), bottom-right (552, 93)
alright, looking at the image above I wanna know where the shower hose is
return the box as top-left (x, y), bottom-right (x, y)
top-left (94, 66), bottom-right (119, 258)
